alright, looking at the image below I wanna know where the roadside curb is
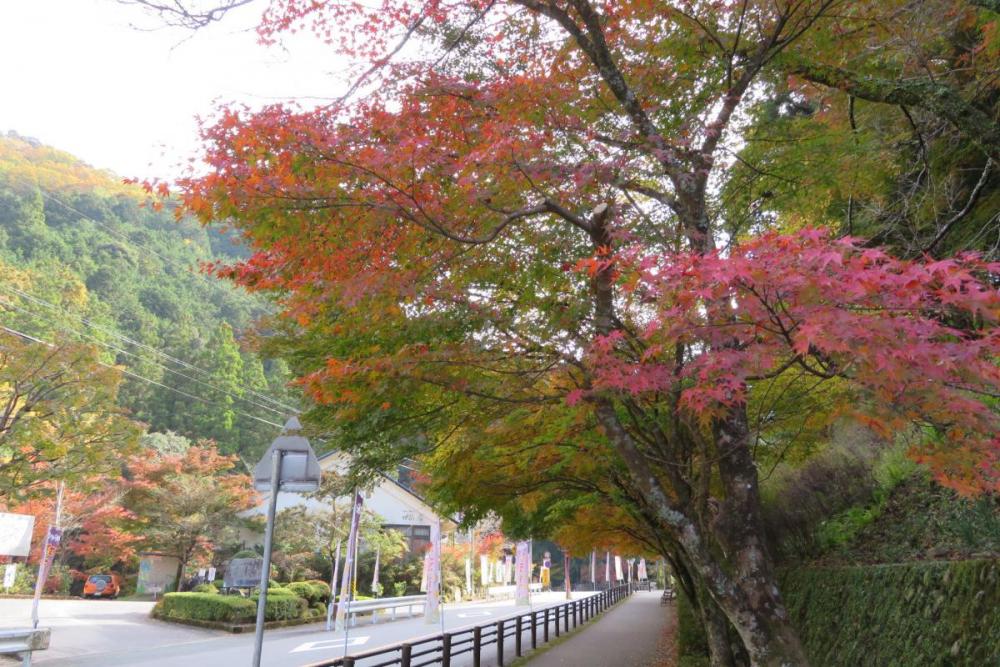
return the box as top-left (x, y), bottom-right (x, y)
top-left (150, 610), bottom-right (325, 633)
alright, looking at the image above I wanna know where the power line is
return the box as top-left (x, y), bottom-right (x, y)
top-left (0, 294), bottom-right (290, 419)
top-left (0, 323), bottom-right (284, 429)
top-left (1, 175), bottom-right (299, 414)
top-left (0, 283), bottom-right (299, 415)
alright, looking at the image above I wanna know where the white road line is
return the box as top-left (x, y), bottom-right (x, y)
top-left (290, 636), bottom-right (370, 653)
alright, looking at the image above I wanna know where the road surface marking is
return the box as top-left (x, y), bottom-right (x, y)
top-left (456, 611), bottom-right (492, 618)
top-left (291, 636), bottom-right (370, 653)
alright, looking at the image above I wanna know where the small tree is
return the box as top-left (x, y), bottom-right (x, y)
top-left (127, 445), bottom-right (256, 587)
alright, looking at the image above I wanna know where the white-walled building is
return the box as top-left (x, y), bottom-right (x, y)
top-left (241, 452), bottom-right (455, 553)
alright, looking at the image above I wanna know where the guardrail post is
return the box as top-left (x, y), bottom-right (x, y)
top-left (573, 600), bottom-right (578, 628)
top-left (554, 606), bottom-right (560, 638)
top-left (515, 615), bottom-right (523, 657)
top-left (564, 603), bottom-right (569, 633)
top-left (531, 611), bottom-right (537, 649)
top-left (442, 633), bottom-right (452, 667)
top-left (343, 658), bottom-right (355, 667)
top-left (497, 620), bottom-right (505, 667)
top-left (473, 625), bottom-right (482, 667)
top-left (544, 608), bottom-right (550, 643)
top-left (400, 643), bottom-right (412, 667)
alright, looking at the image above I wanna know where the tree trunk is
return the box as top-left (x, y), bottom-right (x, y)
top-left (696, 581), bottom-right (741, 667)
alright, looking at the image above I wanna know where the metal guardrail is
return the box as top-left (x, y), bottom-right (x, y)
top-left (305, 583), bottom-right (633, 667)
top-left (0, 627), bottom-right (51, 667)
top-left (342, 595), bottom-right (427, 626)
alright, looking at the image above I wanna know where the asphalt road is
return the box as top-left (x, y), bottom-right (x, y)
top-left (0, 592), bottom-right (597, 667)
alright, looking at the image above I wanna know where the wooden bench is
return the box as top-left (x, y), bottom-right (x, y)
top-left (660, 588), bottom-right (676, 604)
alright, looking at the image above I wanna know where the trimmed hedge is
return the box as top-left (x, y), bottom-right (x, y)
top-left (287, 581), bottom-right (328, 604)
top-left (157, 591), bottom-right (308, 624)
top-left (782, 559), bottom-right (1000, 666)
top-left (157, 593), bottom-right (256, 623)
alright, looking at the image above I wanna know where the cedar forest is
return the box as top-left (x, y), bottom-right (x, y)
top-left (4, 1), bottom-right (1000, 665)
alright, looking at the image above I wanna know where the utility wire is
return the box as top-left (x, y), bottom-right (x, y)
top-left (0, 323), bottom-right (284, 429)
top-left (1, 176), bottom-right (299, 414)
top-left (0, 295), bottom-right (290, 419)
top-left (0, 283), bottom-right (299, 415)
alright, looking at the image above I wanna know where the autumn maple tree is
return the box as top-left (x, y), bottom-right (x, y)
top-left (127, 0), bottom-right (1000, 664)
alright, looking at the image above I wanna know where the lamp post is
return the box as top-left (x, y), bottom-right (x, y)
top-left (251, 417), bottom-right (321, 667)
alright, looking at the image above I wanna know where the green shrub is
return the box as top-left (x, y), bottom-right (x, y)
top-left (192, 583), bottom-right (218, 594)
top-left (782, 559), bottom-right (1000, 666)
top-left (676, 587), bottom-right (708, 663)
top-left (311, 602), bottom-right (327, 616)
top-left (158, 590), bottom-right (308, 624)
top-left (305, 579), bottom-right (331, 603)
top-left (250, 593), bottom-right (307, 621)
top-left (157, 593), bottom-right (256, 623)
top-left (287, 581), bottom-right (321, 603)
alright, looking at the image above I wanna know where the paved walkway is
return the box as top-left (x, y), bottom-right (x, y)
top-left (521, 591), bottom-right (676, 667)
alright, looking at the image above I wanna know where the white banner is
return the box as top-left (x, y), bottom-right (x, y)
top-left (480, 554), bottom-right (489, 586)
top-left (207, 567), bottom-right (216, 582)
top-left (334, 491), bottom-right (363, 631)
top-left (605, 551), bottom-right (610, 584)
top-left (637, 558), bottom-right (647, 581)
top-left (0, 513), bottom-right (35, 557)
top-left (614, 556), bottom-right (623, 582)
top-left (504, 554), bottom-right (513, 584)
top-left (515, 541), bottom-right (531, 605)
top-left (424, 521), bottom-right (441, 624)
top-left (371, 545), bottom-right (381, 594)
top-left (590, 551), bottom-right (596, 584)
top-left (3, 563), bottom-right (17, 589)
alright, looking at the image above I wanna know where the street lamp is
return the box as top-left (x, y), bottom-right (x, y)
top-left (251, 416), bottom-right (321, 667)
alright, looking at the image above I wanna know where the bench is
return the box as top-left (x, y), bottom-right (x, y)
top-left (660, 588), bottom-right (676, 604)
top-left (0, 627), bottom-right (51, 667)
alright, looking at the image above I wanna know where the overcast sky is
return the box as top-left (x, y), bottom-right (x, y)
top-left (1, 0), bottom-right (348, 180)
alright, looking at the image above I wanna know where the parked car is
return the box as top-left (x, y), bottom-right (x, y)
top-left (83, 574), bottom-right (122, 599)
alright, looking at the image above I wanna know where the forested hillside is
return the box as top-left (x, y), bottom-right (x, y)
top-left (0, 131), bottom-right (295, 460)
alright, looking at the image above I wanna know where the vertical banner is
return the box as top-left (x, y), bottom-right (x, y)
top-left (326, 539), bottom-right (342, 631)
top-left (3, 563), bottom-right (17, 589)
top-left (334, 491), bottom-right (363, 631)
top-left (515, 541), bottom-right (531, 605)
top-left (207, 566), bottom-right (216, 582)
top-left (564, 552), bottom-right (572, 599)
top-left (420, 552), bottom-right (429, 592)
top-left (605, 551), bottom-right (611, 585)
top-left (371, 545), bottom-right (380, 595)
top-left (31, 526), bottom-right (62, 628)
top-left (480, 554), bottom-right (489, 587)
top-left (465, 557), bottom-right (472, 595)
top-left (614, 555), bottom-right (623, 582)
top-left (504, 552), bottom-right (513, 584)
top-left (590, 550), bottom-right (596, 586)
top-left (424, 520), bottom-right (441, 624)
top-left (638, 558), bottom-right (648, 581)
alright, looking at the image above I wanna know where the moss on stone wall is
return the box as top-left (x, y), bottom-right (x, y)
top-left (678, 559), bottom-right (1000, 666)
top-left (782, 559), bottom-right (999, 666)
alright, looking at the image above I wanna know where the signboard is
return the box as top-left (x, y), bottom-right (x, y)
top-left (207, 567), bottom-right (216, 582)
top-left (224, 558), bottom-right (263, 588)
top-left (0, 512), bottom-right (35, 557)
top-left (3, 563), bottom-right (17, 589)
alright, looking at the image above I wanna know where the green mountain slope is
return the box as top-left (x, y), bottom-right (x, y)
top-left (0, 131), bottom-right (295, 459)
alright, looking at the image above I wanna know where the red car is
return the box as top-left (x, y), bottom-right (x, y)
top-left (83, 574), bottom-right (121, 599)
